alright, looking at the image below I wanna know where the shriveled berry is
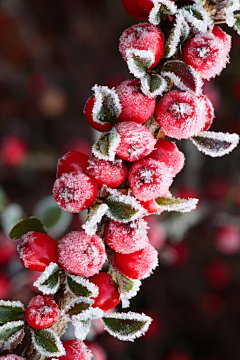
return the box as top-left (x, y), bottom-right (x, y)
top-left (121, 0), bottom-right (148, 20)
top-left (53, 171), bottom-right (98, 213)
top-left (17, 231), bottom-right (58, 272)
top-left (89, 272), bottom-right (120, 311)
top-left (83, 96), bottom-right (112, 132)
top-left (25, 295), bottom-right (59, 329)
top-left (56, 151), bottom-right (89, 178)
top-left (50, 340), bottom-right (92, 360)
top-left (58, 230), bottom-right (106, 277)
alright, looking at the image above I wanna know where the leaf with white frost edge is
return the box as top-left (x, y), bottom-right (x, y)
top-left (33, 263), bottom-right (60, 295)
top-left (0, 321), bottom-right (24, 343)
top-left (72, 319), bottom-right (92, 341)
top-left (126, 49), bottom-right (155, 78)
top-left (0, 300), bottom-right (25, 323)
top-left (154, 196), bottom-right (199, 213)
top-left (82, 203), bottom-right (109, 236)
top-left (149, 0), bottom-right (177, 25)
top-left (31, 329), bottom-right (66, 357)
top-left (9, 216), bottom-right (47, 240)
top-left (62, 297), bottom-right (94, 321)
top-left (233, 14), bottom-right (240, 34)
top-left (0, 325), bottom-right (24, 352)
top-left (92, 127), bottom-right (121, 162)
top-left (190, 131), bottom-right (239, 157)
top-left (180, 3), bottom-right (213, 33)
top-left (66, 274), bottom-right (99, 298)
top-left (102, 312), bottom-right (152, 341)
top-left (225, 0), bottom-right (240, 27)
top-left (140, 73), bottom-right (168, 98)
top-left (71, 307), bottom-right (104, 323)
top-left (92, 85), bottom-right (121, 125)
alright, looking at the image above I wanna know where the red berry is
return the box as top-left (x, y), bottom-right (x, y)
top-left (205, 260), bottom-right (233, 289)
top-left (115, 79), bottom-right (156, 124)
top-left (199, 94), bottom-right (214, 131)
top-left (147, 139), bottom-right (185, 176)
top-left (114, 243), bottom-right (158, 280)
top-left (56, 151), bottom-right (89, 178)
top-left (155, 90), bottom-right (203, 139)
top-left (0, 356), bottom-right (26, 360)
top-left (119, 22), bottom-right (164, 69)
top-left (215, 224), bottom-right (240, 255)
top-left (17, 231), bottom-right (58, 272)
top-left (58, 230), bottom-right (106, 277)
top-left (115, 121), bottom-right (156, 162)
top-left (85, 341), bottom-right (107, 360)
top-left (212, 26), bottom-right (231, 55)
top-left (85, 156), bottom-right (127, 189)
top-left (50, 340), bottom-right (92, 360)
top-left (0, 135), bottom-right (28, 167)
top-left (135, 0), bottom-right (154, 14)
top-left (104, 219), bottom-right (149, 254)
top-left (83, 96), bottom-right (113, 132)
top-left (25, 295), bottom-right (59, 329)
top-left (53, 171), bottom-right (98, 213)
top-left (128, 158), bottom-right (173, 201)
top-left (89, 272), bottom-right (120, 311)
top-left (121, 0), bottom-right (148, 20)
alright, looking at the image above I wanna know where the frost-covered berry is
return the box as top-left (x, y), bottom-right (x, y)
top-left (115, 121), bottom-right (157, 162)
top-left (199, 94), bottom-right (214, 131)
top-left (85, 156), bottom-right (127, 189)
top-left (50, 340), bottom-right (92, 360)
top-left (56, 151), bottom-right (89, 178)
top-left (182, 34), bottom-right (228, 80)
top-left (121, 0), bottom-right (148, 20)
top-left (25, 295), bottom-right (59, 329)
top-left (119, 22), bottom-right (164, 69)
top-left (17, 232), bottom-right (58, 272)
top-left (114, 243), bottom-right (158, 280)
top-left (147, 139), bottom-right (185, 176)
top-left (53, 171), bottom-right (98, 213)
top-left (58, 230), bottom-right (106, 277)
top-left (104, 219), bottom-right (149, 254)
top-left (128, 159), bottom-right (173, 201)
top-left (0, 356), bottom-right (26, 360)
top-left (84, 96), bottom-right (112, 133)
top-left (212, 26), bottom-right (231, 55)
top-left (115, 79), bottom-right (156, 124)
top-left (89, 272), bottom-right (120, 311)
top-left (155, 90), bottom-right (203, 139)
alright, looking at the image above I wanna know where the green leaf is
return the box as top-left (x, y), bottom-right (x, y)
top-left (42, 270), bottom-right (58, 288)
top-left (105, 197), bottom-right (137, 221)
top-left (146, 73), bottom-right (163, 93)
top-left (187, 7), bottom-right (203, 20)
top-left (155, 197), bottom-right (186, 207)
top-left (0, 301), bottom-right (24, 323)
top-left (67, 275), bottom-right (98, 297)
top-left (0, 321), bottom-right (24, 342)
top-left (34, 263), bottom-right (60, 295)
top-left (154, 196), bottom-right (198, 213)
top-left (154, 4), bottom-right (172, 24)
top-left (132, 54), bottom-right (151, 73)
top-left (92, 127), bottom-right (120, 162)
top-left (234, 14), bottom-right (240, 35)
top-left (93, 86), bottom-right (121, 125)
top-left (9, 216), bottom-right (47, 240)
top-left (67, 302), bottom-right (91, 319)
top-left (95, 133), bottom-right (110, 157)
top-left (32, 329), bottom-right (65, 357)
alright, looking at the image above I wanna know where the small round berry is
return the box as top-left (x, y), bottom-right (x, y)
top-left (114, 243), bottom-right (158, 280)
top-left (58, 230), bottom-right (106, 277)
top-left (0, 135), bottom-right (28, 167)
top-left (115, 121), bottom-right (157, 162)
top-left (17, 231), bottom-right (58, 272)
top-left (119, 22), bottom-right (164, 69)
top-left (128, 158), bottom-right (173, 201)
top-left (85, 156), bottom-right (127, 189)
top-left (83, 96), bottom-right (113, 132)
top-left (85, 341), bottom-right (107, 360)
top-left (212, 25), bottom-right (231, 55)
top-left (50, 340), bottom-right (92, 360)
top-left (0, 356), bottom-right (26, 360)
top-left (147, 139), bottom-right (185, 176)
top-left (53, 171), bottom-right (98, 213)
top-left (89, 272), bottom-right (120, 311)
top-left (155, 90), bottom-right (203, 139)
top-left (121, 0), bottom-right (148, 20)
top-left (199, 94), bottom-right (214, 131)
top-left (25, 295), bottom-right (59, 329)
top-left (56, 151), bottom-right (89, 178)
top-left (115, 79), bottom-right (156, 124)
top-left (104, 219), bottom-right (149, 254)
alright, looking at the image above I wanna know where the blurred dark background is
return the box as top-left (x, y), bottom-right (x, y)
top-left (0, 1), bottom-right (240, 360)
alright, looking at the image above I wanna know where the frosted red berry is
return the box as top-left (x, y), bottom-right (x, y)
top-left (89, 272), bottom-right (120, 311)
top-left (58, 230), bottom-right (106, 277)
top-left (114, 243), bottom-right (158, 280)
top-left (85, 156), bottom-right (127, 189)
top-left (212, 25), bottom-right (231, 55)
top-left (115, 79), bottom-right (156, 124)
top-left (56, 151), bottom-right (89, 178)
top-left (128, 158), bottom-right (173, 201)
top-left (115, 121), bottom-right (157, 162)
top-left (83, 96), bottom-right (112, 132)
top-left (50, 340), bottom-right (92, 360)
top-left (121, 0), bottom-right (148, 20)
top-left (156, 90), bottom-right (203, 139)
top-left (53, 171), bottom-right (98, 213)
top-left (25, 295), bottom-right (59, 329)
top-left (104, 219), bottom-right (149, 254)
top-left (17, 231), bottom-right (58, 272)
top-left (199, 94), bottom-right (214, 131)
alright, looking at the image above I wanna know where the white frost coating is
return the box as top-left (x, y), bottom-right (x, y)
top-left (0, 300), bottom-right (25, 311)
top-left (92, 85), bottom-right (122, 125)
top-left (0, 321), bottom-right (24, 347)
top-left (126, 48), bottom-right (155, 78)
top-left (154, 197), bottom-right (199, 213)
top-left (0, 328), bottom-right (24, 351)
top-left (71, 307), bottom-right (104, 322)
top-left (82, 204), bottom-right (109, 236)
top-left (103, 186), bottom-right (147, 223)
top-left (72, 319), bottom-right (92, 341)
top-left (190, 131), bottom-right (239, 157)
top-left (102, 312), bottom-right (152, 342)
top-left (31, 329), bottom-right (66, 358)
top-left (225, 0), bottom-right (240, 27)
top-left (0, 320), bottom-right (24, 335)
top-left (62, 297), bottom-right (94, 321)
top-left (33, 263), bottom-right (60, 295)
top-left (66, 274), bottom-right (99, 298)
top-left (180, 3), bottom-right (213, 33)
top-left (92, 127), bottom-right (121, 162)
top-left (149, 0), bottom-right (177, 25)
top-left (140, 74), bottom-right (168, 98)
top-left (165, 13), bottom-right (189, 58)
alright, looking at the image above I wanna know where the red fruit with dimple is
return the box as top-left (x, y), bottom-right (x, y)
top-left (50, 340), bottom-right (92, 360)
top-left (25, 295), bottom-right (59, 329)
top-left (89, 272), bottom-right (120, 311)
top-left (121, 0), bottom-right (148, 20)
top-left (56, 151), bottom-right (89, 178)
top-left (58, 230), bottom-right (106, 277)
top-left (115, 79), bottom-right (156, 124)
top-left (104, 219), bottom-right (149, 254)
top-left (114, 243), bottom-right (158, 280)
top-left (83, 96), bottom-right (113, 132)
top-left (17, 231), bottom-right (58, 272)
top-left (115, 121), bottom-right (157, 162)
top-left (199, 94), bottom-right (214, 131)
top-left (85, 156), bottom-right (127, 189)
top-left (128, 158), bottom-right (173, 201)
top-left (53, 171), bottom-right (98, 213)
top-left (119, 22), bottom-right (164, 69)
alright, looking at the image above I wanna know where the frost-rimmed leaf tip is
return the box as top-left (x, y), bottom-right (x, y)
top-left (225, 0), bottom-right (240, 28)
top-left (149, 0), bottom-right (177, 26)
top-left (0, 300), bottom-right (25, 323)
top-left (72, 318), bottom-right (92, 341)
top-left (140, 73), bottom-right (168, 98)
top-left (62, 297), bottom-right (94, 320)
top-left (180, 3), bottom-right (213, 33)
top-left (92, 127), bottom-right (121, 162)
top-left (33, 262), bottom-right (60, 295)
top-left (0, 320), bottom-right (24, 352)
top-left (31, 328), bottom-right (66, 357)
top-left (126, 48), bottom-right (155, 78)
top-left (9, 216), bottom-right (47, 240)
top-left (82, 203), bottom-right (109, 236)
top-left (66, 274), bottom-right (99, 298)
top-left (154, 196), bottom-right (199, 213)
